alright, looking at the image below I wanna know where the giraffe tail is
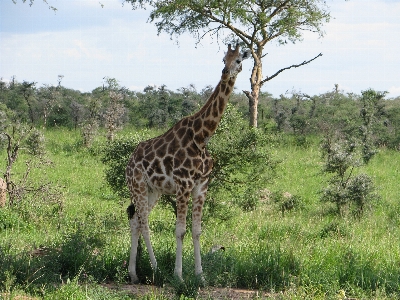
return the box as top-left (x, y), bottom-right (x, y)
top-left (127, 203), bottom-right (135, 220)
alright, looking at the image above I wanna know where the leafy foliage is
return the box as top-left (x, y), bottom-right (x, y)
top-left (320, 133), bottom-right (379, 217)
top-left (359, 89), bottom-right (387, 163)
top-left (101, 130), bottom-right (154, 198)
top-left (208, 104), bottom-right (277, 211)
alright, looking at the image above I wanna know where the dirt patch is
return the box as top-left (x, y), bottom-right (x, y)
top-left (103, 283), bottom-right (273, 299)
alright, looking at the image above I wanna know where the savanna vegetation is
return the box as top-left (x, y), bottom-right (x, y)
top-left (1, 77), bottom-right (400, 299)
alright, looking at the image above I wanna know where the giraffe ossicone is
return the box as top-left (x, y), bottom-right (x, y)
top-left (125, 44), bottom-right (250, 283)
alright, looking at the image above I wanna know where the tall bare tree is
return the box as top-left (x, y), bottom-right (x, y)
top-left (125, 0), bottom-right (330, 127)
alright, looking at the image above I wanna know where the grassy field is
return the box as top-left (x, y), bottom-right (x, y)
top-left (1, 128), bottom-right (400, 299)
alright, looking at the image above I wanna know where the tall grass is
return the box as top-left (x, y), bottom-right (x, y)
top-left (1, 129), bottom-right (400, 299)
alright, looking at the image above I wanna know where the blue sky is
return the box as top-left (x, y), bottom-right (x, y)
top-left (1, 0), bottom-right (400, 98)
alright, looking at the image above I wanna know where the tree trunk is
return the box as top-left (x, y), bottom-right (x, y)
top-left (244, 57), bottom-right (262, 128)
top-left (0, 178), bottom-right (6, 207)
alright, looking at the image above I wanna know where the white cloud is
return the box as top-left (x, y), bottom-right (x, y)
top-left (388, 86), bottom-right (400, 97)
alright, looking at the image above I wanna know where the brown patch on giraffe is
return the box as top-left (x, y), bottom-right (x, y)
top-left (192, 158), bottom-right (202, 170)
top-left (165, 130), bottom-right (174, 142)
top-left (220, 82), bottom-right (226, 92)
top-left (205, 106), bottom-right (211, 118)
top-left (182, 191), bottom-right (191, 199)
top-left (175, 168), bottom-right (189, 178)
top-left (163, 156), bottom-right (173, 175)
top-left (142, 160), bottom-right (150, 170)
top-left (194, 133), bottom-right (204, 150)
top-left (133, 168), bottom-right (141, 177)
top-left (212, 105), bottom-right (219, 117)
top-left (181, 118), bottom-right (188, 127)
top-left (156, 145), bottom-right (167, 158)
top-left (142, 141), bottom-right (152, 151)
top-left (147, 167), bottom-right (154, 178)
top-left (136, 144), bottom-right (144, 155)
top-left (212, 98), bottom-right (218, 111)
top-left (193, 118), bottom-right (202, 132)
top-left (187, 143), bottom-right (199, 157)
top-left (174, 149), bottom-right (185, 167)
top-left (181, 132), bottom-right (191, 148)
top-left (218, 96), bottom-right (225, 114)
top-left (224, 86), bottom-right (231, 96)
top-left (183, 158), bottom-right (192, 169)
top-left (153, 138), bottom-right (165, 150)
top-left (204, 119), bottom-right (217, 132)
top-left (151, 159), bottom-right (163, 174)
top-left (145, 151), bottom-right (155, 162)
top-left (176, 149), bottom-right (186, 159)
top-left (211, 84), bottom-right (220, 99)
top-left (168, 139), bottom-right (180, 154)
top-left (176, 127), bottom-right (186, 139)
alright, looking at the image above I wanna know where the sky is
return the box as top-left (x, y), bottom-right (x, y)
top-left (1, 0), bottom-right (400, 98)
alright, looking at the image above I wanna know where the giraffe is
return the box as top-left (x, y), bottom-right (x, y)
top-left (125, 44), bottom-right (250, 283)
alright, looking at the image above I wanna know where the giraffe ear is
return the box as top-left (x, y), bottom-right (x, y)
top-left (241, 50), bottom-right (251, 60)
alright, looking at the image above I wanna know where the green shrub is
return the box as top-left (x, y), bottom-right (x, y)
top-left (101, 129), bottom-right (154, 198)
top-left (320, 133), bottom-right (379, 217)
top-left (208, 104), bottom-right (277, 212)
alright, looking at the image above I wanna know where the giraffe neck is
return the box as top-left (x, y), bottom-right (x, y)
top-left (192, 76), bottom-right (237, 150)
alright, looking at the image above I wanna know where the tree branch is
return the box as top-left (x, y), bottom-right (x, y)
top-left (195, 6), bottom-right (252, 43)
top-left (260, 52), bottom-right (322, 86)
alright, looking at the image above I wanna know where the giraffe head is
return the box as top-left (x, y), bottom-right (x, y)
top-left (221, 44), bottom-right (251, 82)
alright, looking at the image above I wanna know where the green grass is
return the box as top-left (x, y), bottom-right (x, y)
top-left (1, 129), bottom-right (400, 299)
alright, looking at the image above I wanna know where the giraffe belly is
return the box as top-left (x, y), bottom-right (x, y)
top-left (146, 175), bottom-right (176, 195)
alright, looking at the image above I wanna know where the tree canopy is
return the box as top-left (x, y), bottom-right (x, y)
top-left (125, 0), bottom-right (330, 127)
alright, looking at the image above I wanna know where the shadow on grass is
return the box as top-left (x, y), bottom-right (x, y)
top-left (0, 228), bottom-right (127, 294)
top-left (2, 233), bottom-right (400, 298)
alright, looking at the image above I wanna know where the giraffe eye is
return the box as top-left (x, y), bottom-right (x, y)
top-left (236, 59), bottom-right (241, 64)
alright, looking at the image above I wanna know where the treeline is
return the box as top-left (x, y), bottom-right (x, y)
top-left (1, 77), bottom-right (400, 149)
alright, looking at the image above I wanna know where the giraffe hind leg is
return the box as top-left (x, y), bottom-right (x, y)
top-left (127, 180), bottom-right (159, 284)
top-left (128, 212), bottom-right (140, 284)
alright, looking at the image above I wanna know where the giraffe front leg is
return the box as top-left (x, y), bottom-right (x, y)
top-left (192, 181), bottom-right (207, 282)
top-left (174, 189), bottom-right (190, 281)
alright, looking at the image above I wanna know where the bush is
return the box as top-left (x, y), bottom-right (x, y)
top-left (208, 104), bottom-right (277, 213)
top-left (101, 129), bottom-right (154, 198)
top-left (320, 133), bottom-right (379, 217)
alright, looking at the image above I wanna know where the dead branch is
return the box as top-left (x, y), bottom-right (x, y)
top-left (260, 53), bottom-right (323, 86)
